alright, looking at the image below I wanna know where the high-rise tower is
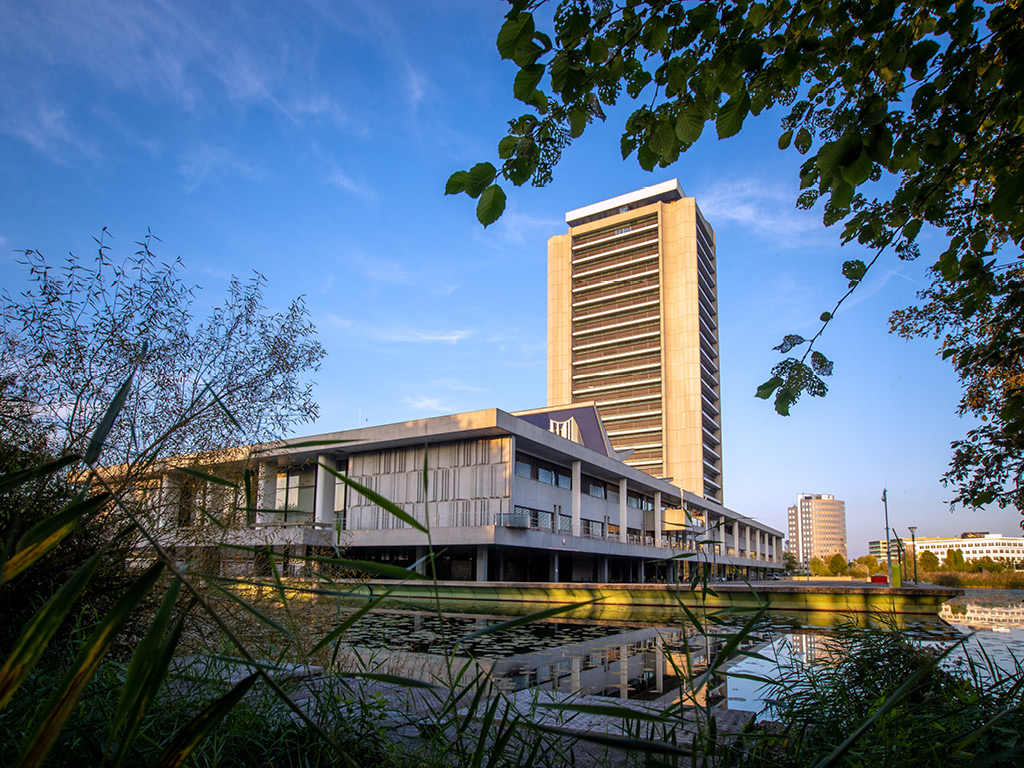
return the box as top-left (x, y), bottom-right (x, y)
top-left (787, 493), bottom-right (847, 565)
top-left (547, 180), bottom-right (723, 502)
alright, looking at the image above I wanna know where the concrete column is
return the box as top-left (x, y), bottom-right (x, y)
top-left (599, 556), bottom-right (609, 583)
top-left (571, 460), bottom-right (581, 537)
top-left (415, 546), bottom-right (428, 576)
top-left (160, 474), bottom-right (177, 528)
top-left (619, 645), bottom-right (629, 699)
top-left (619, 479), bottom-right (628, 543)
top-left (745, 525), bottom-right (751, 558)
top-left (475, 545), bottom-right (489, 582)
top-left (258, 462), bottom-right (277, 525)
top-left (654, 491), bottom-right (662, 547)
top-left (753, 529), bottom-right (760, 560)
top-left (314, 454), bottom-right (337, 526)
top-left (550, 552), bottom-right (559, 582)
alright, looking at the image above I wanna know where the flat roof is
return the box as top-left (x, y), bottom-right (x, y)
top-left (565, 179), bottom-right (684, 225)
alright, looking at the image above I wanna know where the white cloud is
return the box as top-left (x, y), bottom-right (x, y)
top-left (371, 327), bottom-right (473, 344)
top-left (324, 168), bottom-right (376, 201)
top-left (319, 312), bottom-right (353, 329)
top-left (698, 178), bottom-right (825, 244)
top-left (178, 143), bottom-right (262, 191)
top-left (403, 394), bottom-right (449, 413)
top-left (484, 207), bottom-right (563, 247)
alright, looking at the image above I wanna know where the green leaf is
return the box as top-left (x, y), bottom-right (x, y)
top-left (810, 350), bottom-right (834, 377)
top-left (675, 109), bottom-right (704, 144)
top-left (476, 184), bottom-right (507, 227)
top-left (155, 674), bottom-right (260, 768)
top-left (173, 466), bottom-right (238, 488)
top-left (716, 91), bottom-right (750, 139)
top-left (990, 173), bottom-right (1024, 225)
top-left (841, 148), bottom-right (873, 186)
top-left (464, 162), bottom-right (497, 198)
top-left (649, 118), bottom-right (676, 158)
top-left (444, 171), bottom-right (468, 195)
top-left (513, 65), bottom-right (544, 102)
top-left (111, 578), bottom-right (186, 766)
top-left (820, 311), bottom-right (832, 322)
top-left (778, 129), bottom-right (793, 150)
top-left (568, 108), bottom-right (587, 138)
top-left (17, 562), bottom-right (165, 768)
top-left (496, 12), bottom-right (535, 61)
top-left (774, 334), bottom-right (806, 353)
top-left (903, 219), bottom-right (923, 241)
top-left (3, 492), bottom-right (110, 584)
top-left (85, 374), bottom-right (134, 465)
top-left (794, 127), bottom-right (813, 154)
top-left (0, 546), bottom-right (107, 708)
top-left (755, 376), bottom-right (784, 400)
top-left (497, 136), bottom-right (518, 160)
top-left (842, 259), bottom-right (867, 285)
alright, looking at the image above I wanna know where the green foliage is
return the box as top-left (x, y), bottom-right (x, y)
top-left (827, 552), bottom-right (848, 576)
top-left (722, 624), bottom-right (1024, 767)
top-left (892, 266), bottom-right (1024, 512)
top-left (455, 0), bottom-right (1024, 514)
top-left (917, 549), bottom-right (940, 573)
top-left (945, 547), bottom-right (966, 571)
top-left (809, 556), bottom-right (828, 576)
top-left (782, 551), bottom-right (799, 572)
top-left (856, 554), bottom-right (880, 572)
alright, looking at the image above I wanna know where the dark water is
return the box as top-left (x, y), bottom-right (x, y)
top-left (337, 588), bottom-right (1024, 716)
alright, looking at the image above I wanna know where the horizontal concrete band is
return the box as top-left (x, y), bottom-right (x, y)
top-left (352, 580), bottom-right (960, 616)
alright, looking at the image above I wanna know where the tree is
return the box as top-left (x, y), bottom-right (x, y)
top-left (944, 546), bottom-right (966, 571)
top-left (827, 552), bottom-right (848, 576)
top-left (783, 550), bottom-right (799, 572)
top-left (449, 0), bottom-right (1024, 516)
top-left (918, 549), bottom-right (940, 572)
top-left (856, 554), bottom-right (880, 572)
top-left (809, 556), bottom-right (828, 576)
top-left (1, 231), bottom-right (325, 469)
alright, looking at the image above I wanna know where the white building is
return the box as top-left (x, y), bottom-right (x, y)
top-left (148, 405), bottom-right (784, 583)
top-left (912, 532), bottom-right (1024, 567)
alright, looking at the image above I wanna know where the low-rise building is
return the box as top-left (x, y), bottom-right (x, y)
top-left (912, 532), bottom-right (1024, 567)
top-left (146, 405), bottom-right (784, 583)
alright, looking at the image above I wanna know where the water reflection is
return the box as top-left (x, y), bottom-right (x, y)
top-left (336, 607), bottom-right (973, 715)
top-left (330, 589), bottom-right (1024, 720)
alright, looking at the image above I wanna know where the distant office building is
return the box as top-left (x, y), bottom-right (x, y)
top-left (913, 532), bottom-right (1024, 566)
top-left (868, 539), bottom-right (899, 560)
top-left (547, 180), bottom-right (723, 502)
top-left (787, 493), bottom-right (847, 565)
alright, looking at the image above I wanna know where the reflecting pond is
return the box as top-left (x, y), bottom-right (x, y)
top-left (336, 588), bottom-right (1024, 717)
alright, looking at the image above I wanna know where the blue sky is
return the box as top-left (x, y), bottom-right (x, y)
top-left (2, 0), bottom-right (1019, 553)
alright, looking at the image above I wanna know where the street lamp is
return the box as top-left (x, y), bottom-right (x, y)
top-left (908, 526), bottom-right (918, 584)
top-left (882, 488), bottom-right (893, 584)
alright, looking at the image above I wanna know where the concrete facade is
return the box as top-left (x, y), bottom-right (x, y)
top-left (547, 180), bottom-right (723, 502)
top-left (148, 406), bottom-right (783, 583)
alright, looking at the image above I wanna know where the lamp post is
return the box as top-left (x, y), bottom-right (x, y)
top-left (882, 488), bottom-right (893, 584)
top-left (908, 526), bottom-right (918, 584)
